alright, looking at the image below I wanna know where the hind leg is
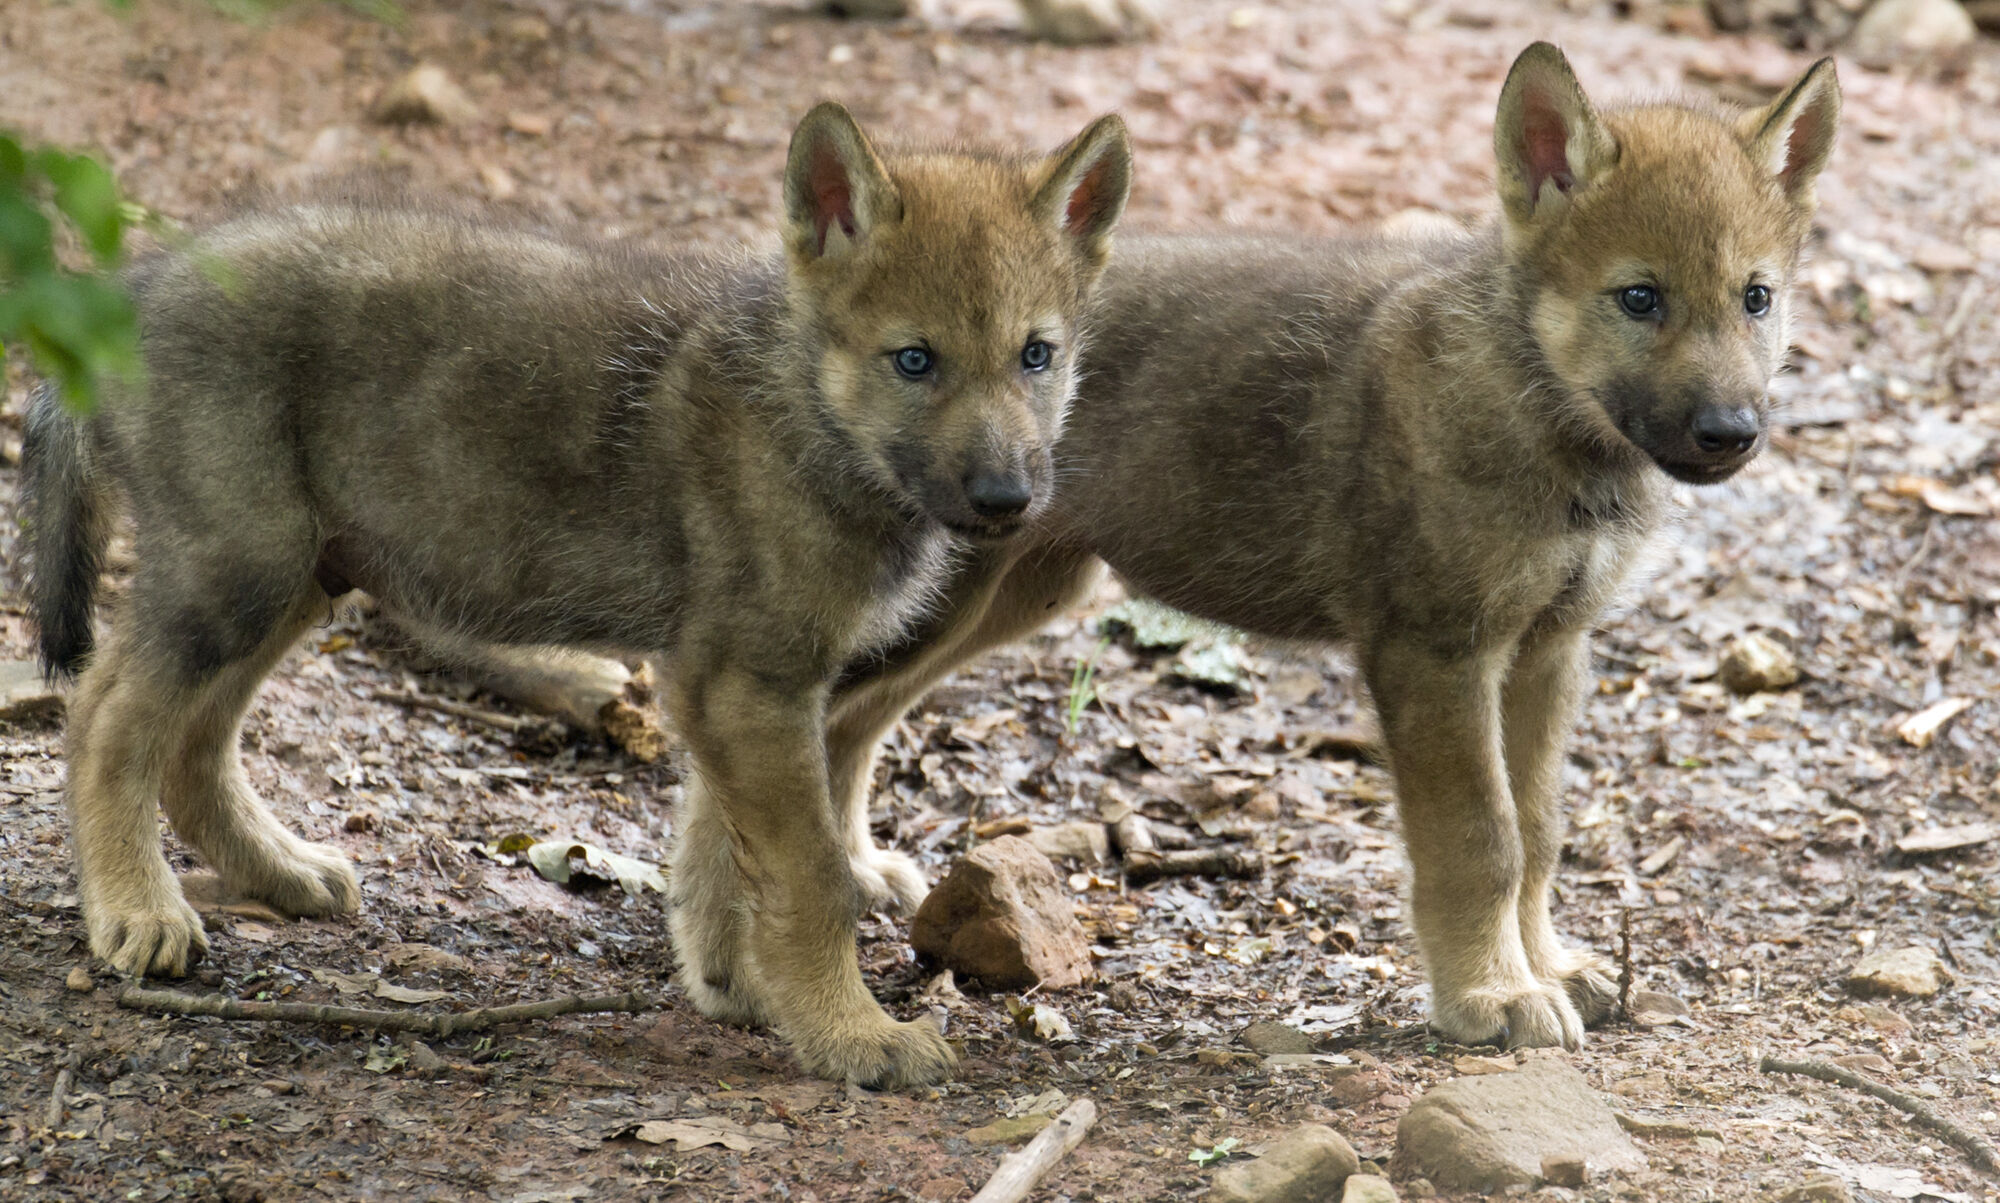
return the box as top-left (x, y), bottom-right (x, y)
top-left (1503, 625), bottom-right (1615, 1024)
top-left (827, 540), bottom-right (1102, 912)
top-left (66, 622), bottom-right (211, 977)
top-left (157, 588), bottom-right (359, 919)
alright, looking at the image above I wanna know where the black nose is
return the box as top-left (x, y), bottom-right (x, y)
top-left (1690, 406), bottom-right (1760, 456)
top-left (965, 470), bottom-right (1033, 518)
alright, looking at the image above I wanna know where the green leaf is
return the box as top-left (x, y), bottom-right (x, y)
top-left (36, 149), bottom-right (126, 263)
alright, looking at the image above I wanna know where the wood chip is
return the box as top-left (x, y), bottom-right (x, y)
top-left (1895, 823), bottom-right (1997, 856)
top-left (1892, 697), bottom-right (1972, 748)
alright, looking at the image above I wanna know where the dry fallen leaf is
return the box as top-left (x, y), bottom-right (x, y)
top-left (527, 839), bottom-right (668, 896)
top-left (612, 1116), bottom-right (790, 1152)
top-left (373, 982), bottom-right (450, 1005)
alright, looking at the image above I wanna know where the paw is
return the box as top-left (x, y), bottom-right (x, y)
top-left (852, 847), bottom-right (929, 913)
top-left (791, 1013), bottom-right (957, 1090)
top-left (242, 838), bottom-right (360, 918)
top-left (680, 967), bottom-right (774, 1028)
top-left (89, 894), bottom-right (209, 978)
top-left (1432, 979), bottom-right (1584, 1051)
top-left (1549, 952), bottom-right (1618, 1026)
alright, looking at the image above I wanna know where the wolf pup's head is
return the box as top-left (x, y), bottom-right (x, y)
top-left (780, 103), bottom-right (1132, 539)
top-left (1493, 43), bottom-right (1839, 485)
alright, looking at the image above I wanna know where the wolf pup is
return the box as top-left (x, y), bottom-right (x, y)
top-left (23, 103), bottom-right (1133, 1087)
top-left (825, 45), bottom-right (1838, 1049)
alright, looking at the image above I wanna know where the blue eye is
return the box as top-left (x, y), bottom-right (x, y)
top-left (1618, 285), bottom-right (1660, 318)
top-left (893, 347), bottom-right (934, 379)
top-left (1744, 285), bottom-right (1772, 316)
top-left (1021, 340), bottom-right (1053, 372)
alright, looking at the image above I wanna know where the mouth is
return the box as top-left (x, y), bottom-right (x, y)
top-left (1653, 455), bottom-right (1752, 485)
top-left (941, 516), bottom-right (1030, 542)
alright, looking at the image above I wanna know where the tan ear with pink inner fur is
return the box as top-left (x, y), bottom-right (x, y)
top-left (1492, 42), bottom-right (1619, 227)
top-left (1031, 112), bottom-right (1133, 269)
top-left (1738, 57), bottom-right (1841, 206)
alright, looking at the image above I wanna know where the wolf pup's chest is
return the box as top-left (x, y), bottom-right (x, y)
top-left (848, 527), bottom-right (955, 657)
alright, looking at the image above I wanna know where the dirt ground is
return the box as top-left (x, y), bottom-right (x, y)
top-left (3, 0), bottom-right (1999, 1199)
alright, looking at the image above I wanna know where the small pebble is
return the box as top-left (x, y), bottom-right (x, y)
top-left (65, 965), bottom-right (94, 993)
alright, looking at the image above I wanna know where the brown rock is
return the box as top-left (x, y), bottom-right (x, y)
top-left (1765, 1176), bottom-right (1854, 1203)
top-left (1342, 1173), bottom-right (1399, 1203)
top-left (1211, 1124), bottom-right (1360, 1203)
top-left (372, 64), bottom-right (477, 125)
top-left (1845, 945), bottom-right (1950, 998)
top-left (911, 836), bottom-right (1091, 988)
top-left (65, 965), bottom-right (94, 993)
top-left (1541, 1155), bottom-right (1588, 1187)
top-left (1719, 632), bottom-right (1798, 694)
top-left (599, 697), bottom-right (668, 763)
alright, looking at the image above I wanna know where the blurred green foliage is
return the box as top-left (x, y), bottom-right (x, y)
top-left (2, 0), bottom-right (399, 414)
top-left (0, 131), bottom-right (142, 413)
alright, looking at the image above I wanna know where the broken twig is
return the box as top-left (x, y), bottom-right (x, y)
top-left (43, 1050), bottom-right (78, 1131)
top-left (970, 1098), bottom-right (1098, 1203)
top-left (1123, 847), bottom-right (1261, 886)
top-left (1759, 1055), bottom-right (2000, 1178)
top-left (370, 688), bottom-right (549, 736)
top-left (115, 985), bottom-right (652, 1039)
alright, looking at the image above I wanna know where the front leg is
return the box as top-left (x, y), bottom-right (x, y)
top-left (668, 661), bottom-right (955, 1088)
top-left (1502, 625), bottom-right (1616, 1024)
top-left (826, 539), bottom-right (1102, 913)
top-left (1366, 636), bottom-right (1583, 1050)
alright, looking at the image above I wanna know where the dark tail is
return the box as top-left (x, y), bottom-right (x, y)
top-left (21, 383), bottom-right (108, 680)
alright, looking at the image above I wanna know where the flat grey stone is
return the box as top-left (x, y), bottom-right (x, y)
top-left (1394, 1060), bottom-right (1644, 1190)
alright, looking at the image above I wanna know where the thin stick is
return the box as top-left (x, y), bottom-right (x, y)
top-left (1617, 908), bottom-right (1633, 1019)
top-left (970, 1098), bottom-right (1098, 1203)
top-left (369, 688), bottom-right (541, 735)
top-left (43, 1050), bottom-right (78, 1131)
top-left (1124, 848), bottom-right (1261, 885)
top-left (1759, 1055), bottom-right (2000, 1178)
top-left (115, 985), bottom-right (652, 1039)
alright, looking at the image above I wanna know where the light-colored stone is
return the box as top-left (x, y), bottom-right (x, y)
top-left (64, 965), bottom-right (94, 993)
top-left (1394, 1061), bottom-right (1645, 1191)
top-left (1241, 1020), bottom-right (1315, 1056)
top-left (1026, 821), bottom-right (1110, 865)
top-left (911, 836), bottom-right (1091, 988)
top-left (1018, 0), bottom-right (1158, 44)
top-left (1765, 1175), bottom-right (1854, 1203)
top-left (372, 64), bottom-right (478, 125)
top-left (1847, 0), bottom-right (1976, 65)
top-left (1541, 1155), bottom-right (1588, 1187)
top-left (1719, 632), bottom-right (1798, 694)
top-left (0, 660), bottom-right (63, 723)
top-left (1342, 1173), bottom-right (1399, 1203)
top-left (1211, 1124), bottom-right (1360, 1203)
top-left (1845, 945), bottom-right (1950, 998)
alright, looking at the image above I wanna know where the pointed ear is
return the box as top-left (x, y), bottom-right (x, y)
top-left (783, 101), bottom-right (902, 261)
top-left (1493, 42), bottom-right (1618, 226)
top-left (1030, 113), bottom-right (1133, 269)
top-left (1738, 57), bottom-right (1840, 206)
